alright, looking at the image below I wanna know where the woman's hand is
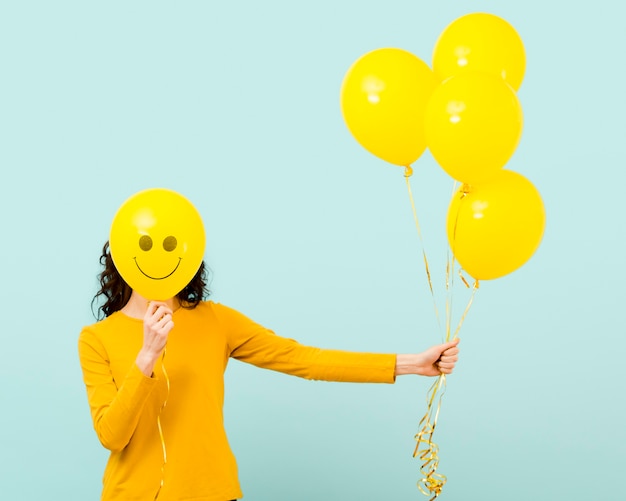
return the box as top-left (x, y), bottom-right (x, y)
top-left (135, 301), bottom-right (175, 376)
top-left (395, 338), bottom-right (460, 377)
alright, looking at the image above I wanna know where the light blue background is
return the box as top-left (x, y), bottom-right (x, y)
top-left (1, 1), bottom-right (624, 499)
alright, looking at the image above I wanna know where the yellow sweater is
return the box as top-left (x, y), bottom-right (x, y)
top-left (78, 301), bottom-right (396, 501)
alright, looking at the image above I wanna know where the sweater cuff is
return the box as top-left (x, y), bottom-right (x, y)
top-left (123, 363), bottom-right (159, 398)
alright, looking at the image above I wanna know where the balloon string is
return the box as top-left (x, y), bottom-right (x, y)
top-left (410, 179), bottom-right (479, 498)
top-left (445, 182), bottom-right (479, 342)
top-left (449, 275), bottom-right (479, 341)
top-left (403, 167), bottom-right (447, 498)
top-left (404, 166), bottom-right (442, 335)
top-left (447, 183), bottom-right (471, 271)
top-left (154, 346), bottom-right (170, 500)
top-left (445, 181), bottom-right (460, 341)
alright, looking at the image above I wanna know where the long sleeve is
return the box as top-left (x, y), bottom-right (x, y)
top-left (77, 302), bottom-right (391, 500)
top-left (218, 304), bottom-right (397, 383)
top-left (78, 328), bottom-right (158, 452)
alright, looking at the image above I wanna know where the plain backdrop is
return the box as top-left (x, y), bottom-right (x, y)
top-left (1, 1), bottom-right (624, 500)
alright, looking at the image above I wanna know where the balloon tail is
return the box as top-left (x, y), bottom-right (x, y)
top-left (154, 347), bottom-right (170, 500)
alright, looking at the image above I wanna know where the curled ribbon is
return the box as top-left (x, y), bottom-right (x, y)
top-left (154, 346), bottom-right (170, 500)
top-left (413, 374), bottom-right (447, 500)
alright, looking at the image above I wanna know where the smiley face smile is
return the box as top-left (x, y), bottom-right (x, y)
top-left (133, 257), bottom-right (182, 280)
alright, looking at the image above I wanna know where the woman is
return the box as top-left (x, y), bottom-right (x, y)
top-left (79, 242), bottom-right (460, 501)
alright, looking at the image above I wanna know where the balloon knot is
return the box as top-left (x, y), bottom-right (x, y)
top-left (404, 166), bottom-right (414, 178)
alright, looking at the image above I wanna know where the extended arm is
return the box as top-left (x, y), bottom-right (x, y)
top-left (221, 304), bottom-right (459, 383)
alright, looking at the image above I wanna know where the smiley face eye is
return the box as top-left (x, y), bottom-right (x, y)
top-left (163, 235), bottom-right (177, 252)
top-left (139, 235), bottom-right (153, 251)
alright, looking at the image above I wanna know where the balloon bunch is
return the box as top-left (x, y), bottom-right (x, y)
top-left (340, 12), bottom-right (545, 499)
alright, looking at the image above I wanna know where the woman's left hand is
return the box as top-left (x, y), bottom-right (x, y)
top-left (395, 338), bottom-right (460, 377)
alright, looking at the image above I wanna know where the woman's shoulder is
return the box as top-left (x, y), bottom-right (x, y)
top-left (188, 300), bottom-right (239, 319)
top-left (193, 300), bottom-right (236, 313)
top-left (193, 300), bottom-right (258, 326)
top-left (79, 311), bottom-right (138, 342)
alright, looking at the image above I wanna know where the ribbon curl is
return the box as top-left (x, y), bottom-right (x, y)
top-left (154, 347), bottom-right (170, 500)
top-left (413, 374), bottom-right (447, 499)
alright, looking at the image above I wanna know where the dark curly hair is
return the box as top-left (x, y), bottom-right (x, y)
top-left (91, 241), bottom-right (210, 319)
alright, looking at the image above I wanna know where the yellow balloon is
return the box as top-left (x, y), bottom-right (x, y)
top-left (425, 72), bottom-right (523, 185)
top-left (447, 170), bottom-right (545, 280)
top-left (433, 12), bottom-right (526, 90)
top-left (340, 48), bottom-right (438, 166)
top-left (109, 188), bottom-right (206, 300)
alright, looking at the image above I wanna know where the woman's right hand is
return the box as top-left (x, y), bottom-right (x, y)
top-left (135, 301), bottom-right (175, 376)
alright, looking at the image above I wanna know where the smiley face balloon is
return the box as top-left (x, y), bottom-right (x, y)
top-left (109, 188), bottom-right (206, 301)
